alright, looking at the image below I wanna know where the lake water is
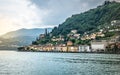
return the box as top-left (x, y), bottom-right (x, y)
top-left (0, 51), bottom-right (120, 75)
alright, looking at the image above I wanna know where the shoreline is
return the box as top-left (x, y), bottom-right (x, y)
top-left (0, 49), bottom-right (119, 54)
top-left (17, 50), bottom-right (120, 54)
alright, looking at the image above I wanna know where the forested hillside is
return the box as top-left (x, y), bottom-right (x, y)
top-left (51, 1), bottom-right (120, 36)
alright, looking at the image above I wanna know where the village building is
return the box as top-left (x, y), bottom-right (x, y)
top-left (34, 46), bottom-right (43, 51)
top-left (96, 32), bottom-right (105, 37)
top-left (67, 30), bottom-right (80, 39)
top-left (67, 46), bottom-right (78, 52)
top-left (81, 31), bottom-right (105, 40)
top-left (117, 43), bottom-right (120, 49)
top-left (111, 20), bottom-right (120, 26)
top-left (39, 28), bottom-right (48, 39)
top-left (109, 29), bottom-right (120, 32)
top-left (28, 45), bottom-right (37, 50)
top-left (51, 38), bottom-right (64, 41)
top-left (55, 46), bottom-right (62, 51)
top-left (109, 36), bottom-right (120, 44)
top-left (67, 41), bottom-right (73, 46)
top-left (85, 35), bottom-right (91, 40)
top-left (61, 46), bottom-right (68, 52)
top-left (42, 46), bottom-right (54, 51)
top-left (71, 30), bottom-right (77, 34)
top-left (81, 37), bottom-right (86, 40)
top-left (55, 46), bottom-right (67, 52)
top-left (91, 40), bottom-right (108, 52)
top-left (90, 33), bottom-right (96, 39)
top-left (51, 35), bottom-right (64, 42)
top-left (73, 34), bottom-right (80, 39)
top-left (107, 42), bottom-right (120, 51)
top-left (81, 35), bottom-right (91, 40)
top-left (39, 34), bottom-right (45, 39)
top-left (78, 45), bottom-right (91, 52)
top-left (23, 46), bottom-right (30, 51)
top-left (81, 36), bottom-right (88, 40)
top-left (54, 44), bottom-right (67, 52)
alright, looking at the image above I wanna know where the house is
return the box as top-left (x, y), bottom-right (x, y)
top-left (61, 46), bottom-right (68, 52)
top-left (51, 36), bottom-right (64, 42)
top-left (68, 33), bottom-right (80, 39)
top-left (39, 34), bottom-right (45, 39)
top-left (55, 46), bottom-right (68, 52)
top-left (54, 44), bottom-right (67, 52)
top-left (42, 46), bottom-right (54, 51)
top-left (55, 45), bottom-right (78, 52)
top-left (81, 37), bottom-right (86, 40)
top-left (55, 46), bottom-right (61, 51)
top-left (74, 34), bottom-right (80, 39)
top-left (71, 30), bottom-right (77, 34)
top-left (90, 33), bottom-right (96, 39)
top-left (96, 32), bottom-right (105, 37)
top-left (34, 46), bottom-right (43, 51)
top-left (81, 34), bottom-right (91, 40)
top-left (117, 43), bottom-right (120, 49)
top-left (109, 36), bottom-right (120, 44)
top-left (67, 30), bottom-right (80, 39)
top-left (107, 42), bottom-right (120, 51)
top-left (79, 45), bottom-right (91, 52)
top-left (67, 41), bottom-right (73, 46)
top-left (28, 45), bottom-right (37, 50)
top-left (91, 40), bottom-right (108, 52)
top-left (67, 46), bottom-right (78, 52)
top-left (51, 37), bottom-right (57, 41)
top-left (111, 20), bottom-right (120, 26)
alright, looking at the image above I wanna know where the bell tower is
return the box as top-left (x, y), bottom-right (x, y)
top-left (45, 28), bottom-right (47, 36)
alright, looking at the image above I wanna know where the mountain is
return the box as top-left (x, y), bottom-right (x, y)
top-left (1, 28), bottom-right (52, 39)
top-left (0, 28), bottom-right (52, 50)
top-left (51, 1), bottom-right (120, 36)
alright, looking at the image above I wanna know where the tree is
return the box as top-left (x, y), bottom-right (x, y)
top-left (32, 41), bottom-right (38, 45)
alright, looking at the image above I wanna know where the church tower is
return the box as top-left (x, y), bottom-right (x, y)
top-left (45, 28), bottom-right (48, 36)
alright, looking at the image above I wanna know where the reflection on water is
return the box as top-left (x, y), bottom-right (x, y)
top-left (54, 58), bottom-right (120, 65)
top-left (0, 51), bottom-right (120, 75)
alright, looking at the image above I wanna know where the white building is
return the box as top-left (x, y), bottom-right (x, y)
top-left (78, 45), bottom-right (90, 52)
top-left (91, 41), bottom-right (108, 52)
top-left (111, 20), bottom-right (120, 26)
top-left (71, 30), bottom-right (77, 34)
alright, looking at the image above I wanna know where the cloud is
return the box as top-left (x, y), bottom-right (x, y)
top-left (0, 0), bottom-right (43, 35)
top-left (31, 0), bottom-right (106, 25)
top-left (1, 0), bottom-right (117, 35)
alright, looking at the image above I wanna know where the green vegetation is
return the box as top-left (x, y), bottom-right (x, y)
top-left (105, 32), bottom-right (115, 37)
top-left (51, 1), bottom-right (120, 36)
top-left (32, 35), bottom-right (51, 45)
top-left (75, 39), bottom-right (91, 45)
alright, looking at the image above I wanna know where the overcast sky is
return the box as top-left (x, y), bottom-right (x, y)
top-left (0, 0), bottom-right (118, 35)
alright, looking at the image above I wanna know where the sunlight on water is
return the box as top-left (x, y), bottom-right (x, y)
top-left (0, 50), bottom-right (120, 75)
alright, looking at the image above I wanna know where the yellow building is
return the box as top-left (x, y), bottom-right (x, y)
top-left (61, 46), bottom-right (68, 52)
top-left (67, 46), bottom-right (78, 52)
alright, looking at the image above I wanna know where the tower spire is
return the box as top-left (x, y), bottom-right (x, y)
top-left (45, 28), bottom-right (47, 36)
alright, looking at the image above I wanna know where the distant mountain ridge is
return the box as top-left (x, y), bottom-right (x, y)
top-left (0, 28), bottom-right (52, 50)
top-left (1, 28), bottom-right (52, 39)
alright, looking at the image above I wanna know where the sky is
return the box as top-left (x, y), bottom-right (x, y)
top-left (0, 0), bottom-right (118, 35)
